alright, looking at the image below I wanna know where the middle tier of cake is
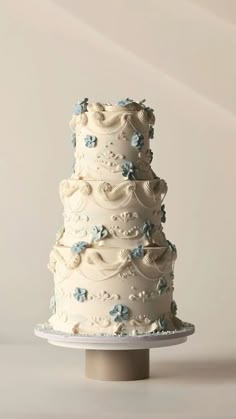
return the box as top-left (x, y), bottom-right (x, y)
top-left (58, 177), bottom-right (168, 248)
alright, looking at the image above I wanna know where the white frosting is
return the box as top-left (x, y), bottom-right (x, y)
top-left (59, 178), bottom-right (167, 248)
top-left (70, 105), bottom-right (155, 181)
top-left (48, 100), bottom-right (185, 336)
top-left (48, 246), bottom-right (175, 335)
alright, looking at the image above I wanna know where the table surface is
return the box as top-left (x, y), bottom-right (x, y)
top-left (0, 343), bottom-right (236, 419)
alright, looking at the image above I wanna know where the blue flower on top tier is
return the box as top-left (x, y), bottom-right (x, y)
top-left (84, 135), bottom-right (97, 148)
top-left (109, 304), bottom-right (129, 322)
top-left (131, 131), bottom-right (144, 150)
top-left (131, 245), bottom-right (144, 259)
top-left (117, 98), bottom-right (134, 106)
top-left (167, 240), bottom-right (177, 254)
top-left (73, 98), bottom-right (88, 115)
top-left (171, 300), bottom-right (177, 316)
top-left (121, 160), bottom-right (135, 180)
top-left (149, 126), bottom-right (154, 139)
top-left (90, 225), bottom-right (109, 241)
top-left (73, 287), bottom-right (88, 302)
top-left (143, 220), bottom-right (154, 240)
top-left (144, 105), bottom-right (154, 112)
top-left (71, 241), bottom-right (89, 254)
top-left (161, 204), bottom-right (166, 223)
top-left (71, 132), bottom-right (76, 148)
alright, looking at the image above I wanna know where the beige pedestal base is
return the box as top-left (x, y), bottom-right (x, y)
top-left (35, 323), bottom-right (195, 381)
top-left (85, 349), bottom-right (150, 381)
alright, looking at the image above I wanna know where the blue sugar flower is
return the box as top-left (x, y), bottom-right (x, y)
top-left (143, 220), bottom-right (154, 240)
top-left (71, 132), bottom-right (76, 148)
top-left (71, 241), bottom-right (89, 254)
top-left (73, 98), bottom-right (88, 115)
top-left (131, 131), bottom-right (144, 150)
top-left (117, 98), bottom-right (134, 106)
top-left (84, 135), bottom-right (97, 148)
top-left (90, 225), bottom-right (109, 241)
top-left (144, 105), bottom-right (154, 112)
top-left (167, 240), bottom-right (177, 254)
top-left (73, 287), bottom-right (88, 302)
top-left (138, 100), bottom-right (154, 113)
top-left (157, 277), bottom-right (169, 295)
top-left (149, 126), bottom-right (154, 139)
top-left (109, 304), bottom-right (129, 322)
top-left (161, 204), bottom-right (166, 223)
top-left (131, 245), bottom-right (144, 259)
top-left (158, 315), bottom-right (167, 332)
top-left (171, 300), bottom-right (177, 316)
top-left (121, 160), bottom-right (135, 180)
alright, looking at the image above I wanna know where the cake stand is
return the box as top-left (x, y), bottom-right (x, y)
top-left (34, 322), bottom-right (195, 381)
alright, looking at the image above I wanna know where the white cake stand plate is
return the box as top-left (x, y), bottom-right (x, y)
top-left (34, 323), bottom-right (195, 381)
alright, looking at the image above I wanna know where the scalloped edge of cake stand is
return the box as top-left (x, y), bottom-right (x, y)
top-left (34, 323), bottom-right (195, 350)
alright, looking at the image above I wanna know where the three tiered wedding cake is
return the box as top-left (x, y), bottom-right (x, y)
top-left (47, 98), bottom-right (191, 336)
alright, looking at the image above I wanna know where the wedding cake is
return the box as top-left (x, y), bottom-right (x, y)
top-left (47, 98), bottom-right (192, 336)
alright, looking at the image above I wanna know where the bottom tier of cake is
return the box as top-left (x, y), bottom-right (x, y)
top-left (47, 244), bottom-right (188, 336)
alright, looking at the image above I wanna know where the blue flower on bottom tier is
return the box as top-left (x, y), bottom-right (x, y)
top-left (161, 204), bottom-right (166, 223)
top-left (121, 160), bottom-right (135, 179)
top-left (73, 98), bottom-right (88, 115)
top-left (90, 225), bottom-right (109, 241)
top-left (71, 241), bottom-right (89, 254)
top-left (117, 98), bottom-right (133, 106)
top-left (143, 220), bottom-right (154, 240)
top-left (158, 316), bottom-right (167, 331)
top-left (73, 287), bottom-right (87, 302)
top-left (131, 131), bottom-right (144, 150)
top-left (131, 245), bottom-right (144, 259)
top-left (171, 300), bottom-right (177, 316)
top-left (84, 135), bottom-right (97, 148)
top-left (109, 304), bottom-right (129, 322)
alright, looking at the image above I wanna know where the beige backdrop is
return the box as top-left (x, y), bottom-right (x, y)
top-left (1, 0), bottom-right (236, 355)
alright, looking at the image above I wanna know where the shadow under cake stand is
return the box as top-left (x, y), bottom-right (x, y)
top-left (34, 323), bottom-right (195, 381)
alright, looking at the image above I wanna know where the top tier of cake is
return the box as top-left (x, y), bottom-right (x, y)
top-left (70, 98), bottom-right (156, 181)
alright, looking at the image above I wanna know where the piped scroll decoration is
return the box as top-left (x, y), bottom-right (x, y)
top-left (129, 277), bottom-right (170, 302)
top-left (96, 150), bottom-right (125, 173)
top-left (90, 112), bottom-right (132, 132)
top-left (75, 112), bottom-right (88, 127)
top-left (137, 109), bottom-right (150, 125)
top-left (98, 180), bottom-right (136, 200)
top-left (88, 290), bottom-right (120, 301)
top-left (88, 317), bottom-right (112, 328)
top-left (87, 102), bottom-right (105, 112)
top-left (48, 247), bottom-right (81, 274)
top-left (111, 211), bottom-right (139, 222)
top-left (129, 315), bottom-right (152, 326)
top-left (49, 243), bottom-right (175, 283)
top-left (60, 180), bottom-right (92, 199)
top-left (109, 225), bottom-right (141, 239)
top-left (85, 249), bottom-right (131, 271)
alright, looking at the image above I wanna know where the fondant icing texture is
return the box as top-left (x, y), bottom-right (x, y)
top-left (70, 99), bottom-right (155, 181)
top-left (47, 99), bottom-right (189, 337)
